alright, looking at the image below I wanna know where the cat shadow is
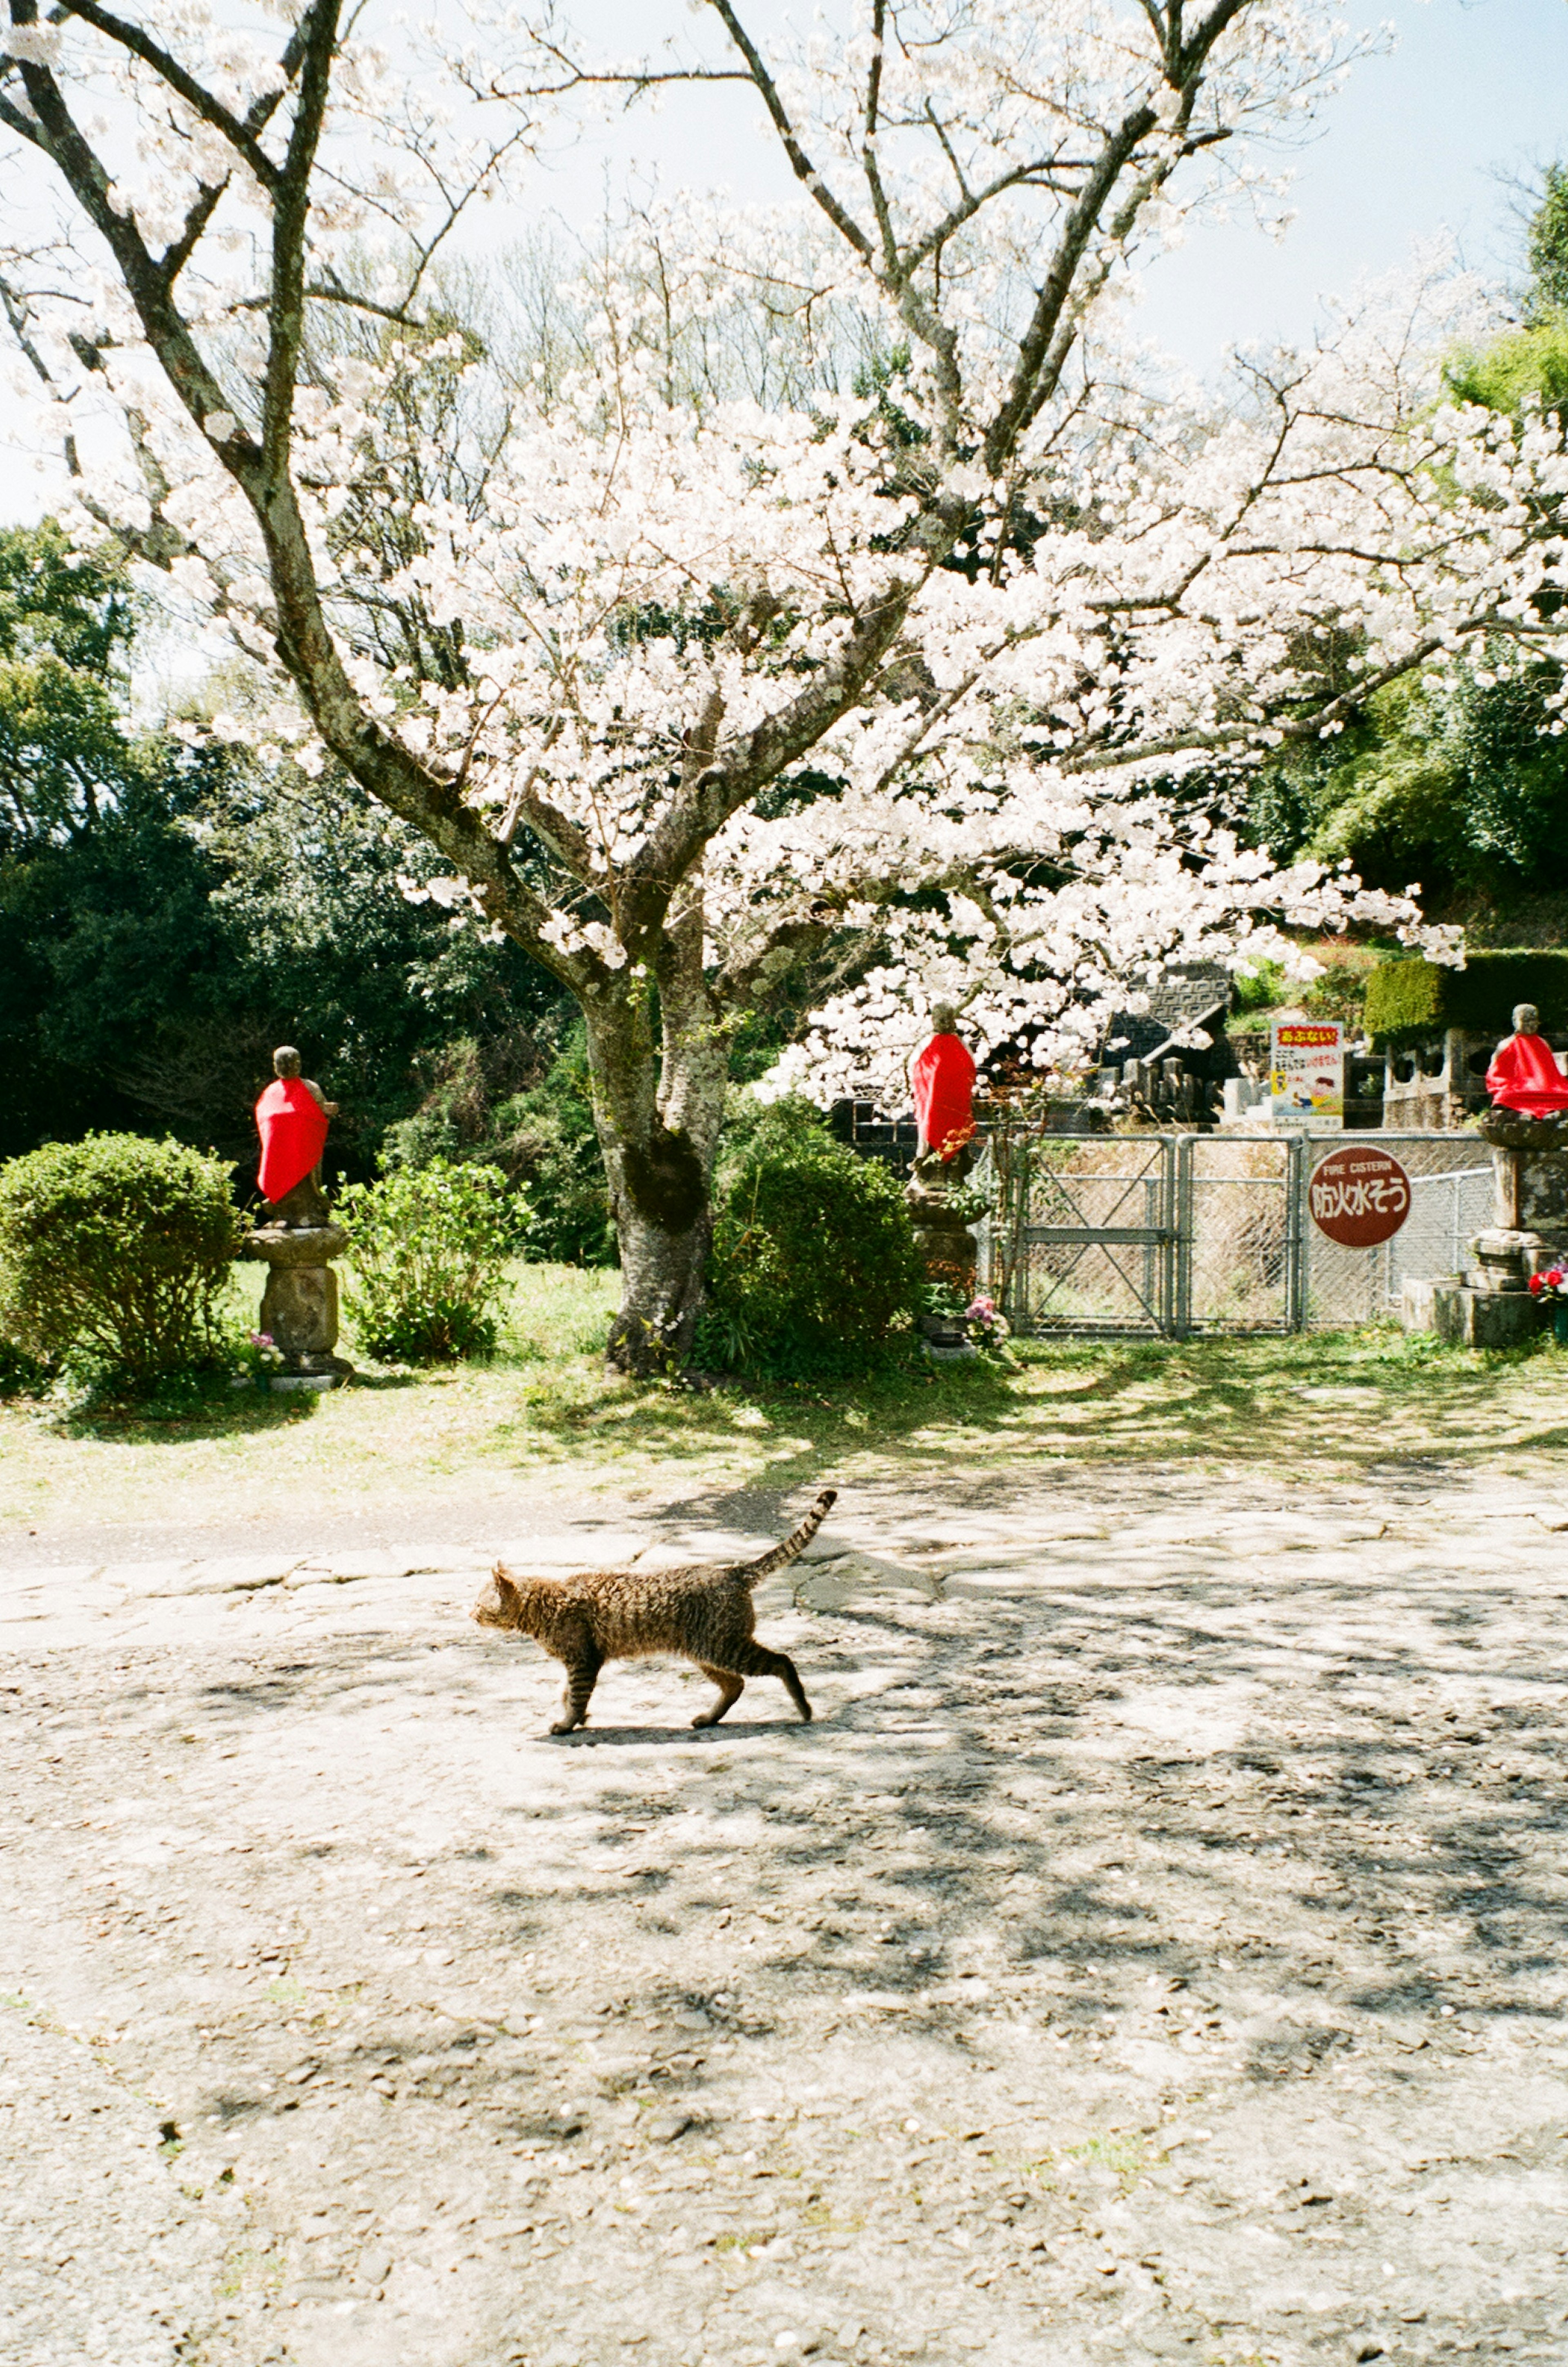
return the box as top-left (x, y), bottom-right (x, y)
top-left (546, 1717), bottom-right (820, 1746)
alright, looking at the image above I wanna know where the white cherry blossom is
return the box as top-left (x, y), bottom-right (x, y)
top-left (2, 3), bottom-right (1559, 1368)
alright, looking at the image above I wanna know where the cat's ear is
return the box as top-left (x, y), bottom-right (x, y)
top-left (491, 1566), bottom-right (521, 1605)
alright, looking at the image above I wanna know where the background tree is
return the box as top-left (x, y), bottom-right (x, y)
top-left (0, 522), bottom-right (573, 1172)
top-left (3, 4), bottom-right (1555, 1371)
top-left (1245, 171), bottom-right (1568, 936)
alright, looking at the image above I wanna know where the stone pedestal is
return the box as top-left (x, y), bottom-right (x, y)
top-left (1468, 1227), bottom-right (1547, 1293)
top-left (906, 1149), bottom-right (979, 1298)
top-left (1405, 1110), bottom-right (1568, 1345)
top-left (243, 1223), bottom-right (352, 1381)
top-left (1401, 1276), bottom-right (1545, 1349)
top-left (1478, 1110), bottom-right (1568, 1253)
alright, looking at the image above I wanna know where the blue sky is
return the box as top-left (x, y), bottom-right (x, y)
top-left (3, 0), bottom-right (1563, 522)
top-left (1138, 0), bottom-right (1568, 366)
top-left (517, 0), bottom-right (1568, 372)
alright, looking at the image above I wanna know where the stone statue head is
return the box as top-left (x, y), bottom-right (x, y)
top-left (273, 1044), bottom-right (303, 1078)
top-left (1513, 1003), bottom-right (1540, 1037)
top-left (931, 1000), bottom-right (960, 1036)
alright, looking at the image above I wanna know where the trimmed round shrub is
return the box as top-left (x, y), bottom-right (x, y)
top-left (0, 1132), bottom-right (242, 1391)
top-left (338, 1158), bottom-right (530, 1362)
top-left (697, 1098), bottom-right (924, 1379)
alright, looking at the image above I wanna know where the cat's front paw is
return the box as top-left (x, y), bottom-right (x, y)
top-left (548, 1718), bottom-right (581, 1734)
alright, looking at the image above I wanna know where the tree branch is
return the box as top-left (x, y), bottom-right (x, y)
top-left (8, 43), bottom-right (253, 453)
top-left (704, 0), bottom-right (873, 261)
top-left (982, 0), bottom-right (1252, 477)
top-left (54, 2), bottom-right (281, 187)
top-left (628, 576), bottom-right (924, 927)
top-left (260, 0), bottom-right (337, 479)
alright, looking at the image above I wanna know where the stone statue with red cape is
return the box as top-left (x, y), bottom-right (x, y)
top-left (255, 1045), bottom-right (339, 1227)
top-left (910, 1002), bottom-right (978, 1166)
top-left (244, 1046), bottom-right (352, 1380)
top-left (906, 1001), bottom-right (982, 1325)
top-left (1486, 1003), bottom-right (1568, 1118)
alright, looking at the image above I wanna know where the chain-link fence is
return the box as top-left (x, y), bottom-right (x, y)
top-left (1295, 1138), bottom-right (1492, 1331)
top-left (976, 1130), bottom-right (1496, 1336)
top-left (975, 1134), bottom-right (1176, 1333)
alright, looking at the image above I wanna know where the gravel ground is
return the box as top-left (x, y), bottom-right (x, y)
top-left (4, 1464), bottom-right (1568, 2367)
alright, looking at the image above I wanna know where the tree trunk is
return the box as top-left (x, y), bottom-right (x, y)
top-left (582, 930), bottom-right (729, 1378)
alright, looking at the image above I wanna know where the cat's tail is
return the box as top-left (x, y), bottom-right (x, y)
top-left (741, 1487), bottom-right (838, 1585)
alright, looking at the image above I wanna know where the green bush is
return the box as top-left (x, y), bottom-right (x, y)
top-left (0, 1335), bottom-right (45, 1396)
top-left (1363, 950), bottom-right (1568, 1047)
top-left (696, 1097), bottom-right (924, 1380)
top-left (381, 1027), bottom-right (616, 1266)
top-left (338, 1157), bottom-right (529, 1362)
top-left (0, 1132), bottom-right (241, 1390)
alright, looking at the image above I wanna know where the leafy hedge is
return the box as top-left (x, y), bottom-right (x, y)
top-left (381, 1028), bottom-right (615, 1265)
top-left (338, 1157), bottom-right (529, 1362)
top-left (1363, 951), bottom-right (1568, 1047)
top-left (0, 1132), bottom-right (241, 1389)
top-left (696, 1097), bottom-right (924, 1380)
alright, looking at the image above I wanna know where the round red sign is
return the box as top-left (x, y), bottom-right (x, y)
top-left (1308, 1145), bottom-right (1412, 1248)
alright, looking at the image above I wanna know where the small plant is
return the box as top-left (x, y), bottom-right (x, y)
top-left (235, 1329), bottom-right (285, 1389)
top-left (0, 1132), bottom-right (241, 1393)
top-left (924, 1178), bottom-right (991, 1226)
top-left (338, 1158), bottom-right (530, 1362)
top-left (922, 1273), bottom-right (969, 1319)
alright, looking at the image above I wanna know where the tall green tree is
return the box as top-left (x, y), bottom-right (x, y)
top-left (1245, 171), bottom-right (1568, 923)
top-left (0, 522), bottom-right (572, 1174)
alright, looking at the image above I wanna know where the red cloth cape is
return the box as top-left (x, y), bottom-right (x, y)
top-left (911, 1032), bottom-right (977, 1159)
top-left (255, 1077), bottom-right (329, 1204)
top-left (1486, 1033), bottom-right (1568, 1116)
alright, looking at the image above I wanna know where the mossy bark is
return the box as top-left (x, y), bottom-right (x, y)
top-left (583, 922), bottom-right (729, 1377)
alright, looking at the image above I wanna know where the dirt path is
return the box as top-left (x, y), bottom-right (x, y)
top-left (4, 1467), bottom-right (1568, 2367)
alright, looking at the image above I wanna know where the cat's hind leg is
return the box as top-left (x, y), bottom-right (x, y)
top-left (722, 1640), bottom-right (813, 1723)
top-left (691, 1663), bottom-right (745, 1728)
top-left (549, 1645), bottom-right (602, 1734)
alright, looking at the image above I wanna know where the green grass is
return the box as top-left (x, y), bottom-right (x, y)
top-left (3, 1262), bottom-right (1567, 1542)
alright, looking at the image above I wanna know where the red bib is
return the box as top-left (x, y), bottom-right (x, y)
top-left (911, 1032), bottom-right (977, 1159)
top-left (1486, 1033), bottom-right (1568, 1116)
top-left (255, 1077), bottom-right (329, 1204)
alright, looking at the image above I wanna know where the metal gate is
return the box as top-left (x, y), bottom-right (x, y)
top-left (977, 1132), bottom-right (1494, 1337)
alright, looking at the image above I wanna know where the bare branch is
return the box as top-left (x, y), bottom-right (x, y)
top-left (705, 0), bottom-right (873, 262)
top-left (54, 2), bottom-right (281, 188)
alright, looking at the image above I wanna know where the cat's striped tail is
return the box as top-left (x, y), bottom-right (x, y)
top-left (741, 1488), bottom-right (837, 1585)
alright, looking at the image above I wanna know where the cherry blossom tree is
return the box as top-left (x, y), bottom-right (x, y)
top-left (2, 2), bottom-right (1562, 1371)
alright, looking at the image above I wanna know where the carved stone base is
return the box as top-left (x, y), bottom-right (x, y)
top-left (1468, 1228), bottom-right (1548, 1294)
top-left (243, 1222), bottom-right (352, 1377)
top-left (1478, 1110), bottom-right (1568, 1154)
top-left (1403, 1277), bottom-right (1546, 1350)
top-left (906, 1146), bottom-right (979, 1295)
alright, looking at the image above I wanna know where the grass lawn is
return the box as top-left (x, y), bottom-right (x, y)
top-left (4, 1262), bottom-right (1568, 1543)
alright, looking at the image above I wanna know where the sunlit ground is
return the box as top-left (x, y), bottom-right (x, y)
top-left (4, 1261), bottom-right (1567, 1543)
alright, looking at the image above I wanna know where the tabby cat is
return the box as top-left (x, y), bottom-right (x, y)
top-left (470, 1488), bottom-right (836, 1733)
